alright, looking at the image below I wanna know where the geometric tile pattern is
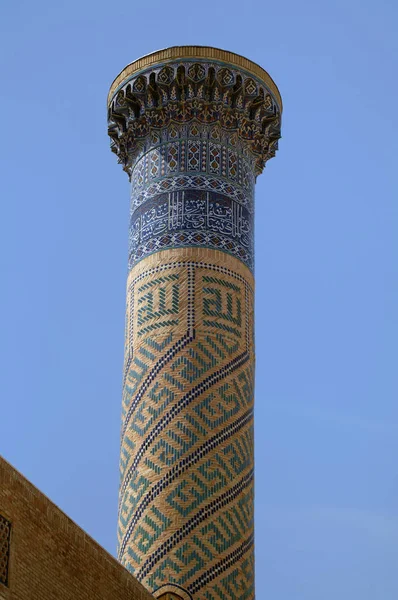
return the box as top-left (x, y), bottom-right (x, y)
top-left (119, 250), bottom-right (255, 599)
top-left (128, 120), bottom-right (255, 271)
top-left (131, 173), bottom-right (252, 210)
top-left (130, 123), bottom-right (255, 203)
top-left (0, 514), bottom-right (11, 587)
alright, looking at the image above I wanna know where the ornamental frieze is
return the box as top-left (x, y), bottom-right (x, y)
top-left (108, 59), bottom-right (281, 177)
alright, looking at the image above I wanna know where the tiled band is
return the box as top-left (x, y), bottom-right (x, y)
top-left (128, 122), bottom-right (255, 272)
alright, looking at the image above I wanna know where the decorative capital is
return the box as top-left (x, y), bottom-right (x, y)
top-left (107, 46), bottom-right (282, 177)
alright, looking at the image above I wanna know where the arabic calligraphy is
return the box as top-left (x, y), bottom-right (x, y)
top-left (128, 189), bottom-right (254, 269)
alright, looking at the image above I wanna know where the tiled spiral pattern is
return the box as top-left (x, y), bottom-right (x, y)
top-left (119, 249), bottom-right (255, 600)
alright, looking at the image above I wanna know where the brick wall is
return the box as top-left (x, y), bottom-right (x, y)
top-left (0, 456), bottom-right (154, 600)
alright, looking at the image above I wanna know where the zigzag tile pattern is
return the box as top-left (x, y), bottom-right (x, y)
top-left (118, 249), bottom-right (255, 599)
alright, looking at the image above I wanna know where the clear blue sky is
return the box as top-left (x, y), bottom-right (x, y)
top-left (1, 0), bottom-right (397, 598)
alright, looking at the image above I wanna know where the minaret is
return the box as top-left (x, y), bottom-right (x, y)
top-left (107, 46), bottom-right (282, 600)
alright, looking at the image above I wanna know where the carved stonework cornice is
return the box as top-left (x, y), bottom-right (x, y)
top-left (107, 48), bottom-right (282, 177)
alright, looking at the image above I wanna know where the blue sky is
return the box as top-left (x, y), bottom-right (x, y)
top-left (1, 0), bottom-right (397, 598)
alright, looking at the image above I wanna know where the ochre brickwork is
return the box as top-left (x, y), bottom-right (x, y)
top-left (0, 456), bottom-right (154, 600)
top-left (119, 249), bottom-right (255, 599)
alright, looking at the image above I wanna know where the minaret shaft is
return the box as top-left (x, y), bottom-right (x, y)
top-left (108, 46), bottom-right (282, 600)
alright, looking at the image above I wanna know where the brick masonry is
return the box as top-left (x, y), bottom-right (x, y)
top-left (0, 456), bottom-right (154, 600)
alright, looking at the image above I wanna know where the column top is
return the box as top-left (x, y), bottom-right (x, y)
top-left (107, 45), bottom-right (282, 110)
top-left (107, 46), bottom-right (282, 176)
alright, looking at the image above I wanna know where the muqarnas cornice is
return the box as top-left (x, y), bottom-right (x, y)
top-left (107, 46), bottom-right (282, 177)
